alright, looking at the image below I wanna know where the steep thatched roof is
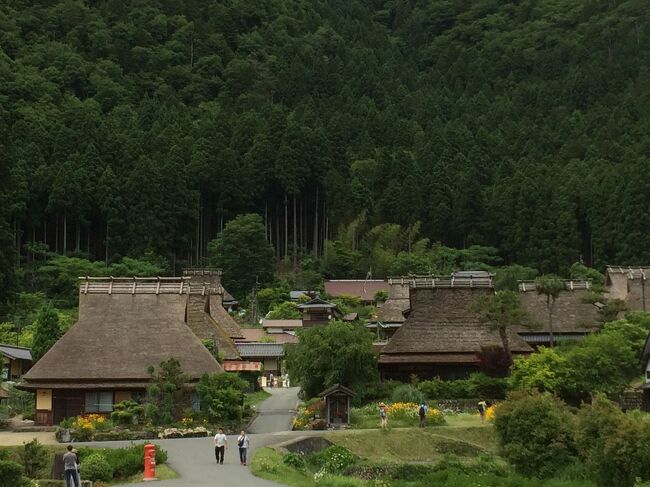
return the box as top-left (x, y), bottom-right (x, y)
top-left (186, 293), bottom-right (241, 360)
top-left (21, 282), bottom-right (222, 389)
top-left (643, 333), bottom-right (650, 363)
top-left (208, 294), bottom-right (244, 339)
top-left (517, 283), bottom-right (600, 334)
top-left (380, 287), bottom-right (531, 364)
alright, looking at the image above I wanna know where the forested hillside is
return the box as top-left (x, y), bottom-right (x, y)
top-left (1, 0), bottom-right (649, 306)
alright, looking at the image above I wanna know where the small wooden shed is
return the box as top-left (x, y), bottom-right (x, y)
top-left (320, 384), bottom-right (355, 426)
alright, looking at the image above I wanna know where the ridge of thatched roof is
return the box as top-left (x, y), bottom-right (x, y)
top-left (209, 294), bottom-right (244, 338)
top-left (606, 266), bottom-right (650, 279)
top-left (186, 294), bottom-right (241, 360)
top-left (518, 280), bottom-right (592, 292)
top-left (376, 298), bottom-right (410, 324)
top-left (380, 287), bottom-right (531, 358)
top-left (22, 292), bottom-right (222, 387)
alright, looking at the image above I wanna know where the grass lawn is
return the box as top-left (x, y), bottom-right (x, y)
top-left (325, 427), bottom-right (496, 463)
top-left (245, 390), bottom-right (271, 408)
top-left (252, 447), bottom-right (317, 487)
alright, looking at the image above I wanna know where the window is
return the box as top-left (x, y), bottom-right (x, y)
top-left (84, 392), bottom-right (113, 412)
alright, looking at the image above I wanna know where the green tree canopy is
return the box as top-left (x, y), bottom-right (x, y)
top-left (208, 214), bottom-right (274, 299)
top-left (286, 321), bottom-right (378, 398)
top-left (31, 306), bottom-right (61, 362)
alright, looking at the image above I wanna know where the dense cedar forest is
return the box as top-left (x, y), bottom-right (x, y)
top-left (0, 0), bottom-right (649, 306)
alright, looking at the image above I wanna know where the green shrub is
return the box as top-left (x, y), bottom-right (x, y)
top-left (111, 400), bottom-right (145, 425)
top-left (574, 396), bottom-right (624, 473)
top-left (600, 416), bottom-right (650, 487)
top-left (356, 380), bottom-right (402, 404)
top-left (493, 391), bottom-right (577, 478)
top-left (81, 453), bottom-right (113, 482)
top-left (391, 463), bottom-right (433, 481)
top-left (391, 384), bottom-right (424, 404)
top-left (467, 373), bottom-right (508, 399)
top-left (309, 445), bottom-right (356, 474)
top-left (283, 452), bottom-right (307, 471)
top-left (18, 439), bottom-right (48, 478)
top-left (0, 460), bottom-right (24, 487)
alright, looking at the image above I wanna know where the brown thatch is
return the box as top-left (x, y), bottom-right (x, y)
top-left (186, 294), bottom-right (241, 360)
top-left (605, 266), bottom-right (650, 312)
top-left (517, 285), bottom-right (600, 334)
top-left (379, 287), bottom-right (531, 364)
top-left (183, 269), bottom-right (244, 338)
top-left (21, 289), bottom-right (222, 389)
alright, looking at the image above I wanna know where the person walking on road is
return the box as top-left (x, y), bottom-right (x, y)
top-left (237, 430), bottom-right (250, 466)
top-left (63, 445), bottom-right (80, 487)
top-left (214, 428), bottom-right (228, 464)
top-left (418, 402), bottom-right (428, 428)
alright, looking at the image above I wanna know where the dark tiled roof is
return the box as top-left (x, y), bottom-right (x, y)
top-left (0, 344), bottom-right (32, 361)
top-left (237, 343), bottom-right (285, 357)
top-left (298, 297), bottom-right (337, 309)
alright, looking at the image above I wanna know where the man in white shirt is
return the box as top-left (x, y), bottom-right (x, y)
top-left (214, 428), bottom-right (228, 464)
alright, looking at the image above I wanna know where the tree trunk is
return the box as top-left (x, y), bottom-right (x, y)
top-left (75, 219), bottom-right (81, 252)
top-left (63, 213), bottom-right (67, 253)
top-left (86, 225), bottom-right (90, 256)
top-left (275, 209), bottom-right (280, 260)
top-left (292, 193), bottom-right (297, 269)
top-left (313, 186), bottom-right (319, 256)
top-left (55, 214), bottom-right (59, 253)
top-left (264, 202), bottom-right (268, 242)
top-left (284, 194), bottom-right (288, 260)
top-left (43, 219), bottom-right (47, 250)
top-left (105, 221), bottom-right (109, 265)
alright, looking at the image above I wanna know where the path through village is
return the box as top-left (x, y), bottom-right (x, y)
top-left (113, 386), bottom-right (302, 486)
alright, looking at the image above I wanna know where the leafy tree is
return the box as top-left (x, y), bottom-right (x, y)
top-left (494, 391), bottom-right (577, 478)
top-left (31, 306), bottom-right (61, 362)
top-left (208, 214), bottom-right (274, 299)
top-left (196, 373), bottom-right (248, 423)
top-left (535, 275), bottom-right (565, 347)
top-left (286, 321), bottom-right (378, 398)
top-left (471, 291), bottom-right (533, 364)
top-left (145, 358), bottom-right (190, 425)
top-left (493, 265), bottom-right (538, 292)
top-left (266, 301), bottom-right (300, 320)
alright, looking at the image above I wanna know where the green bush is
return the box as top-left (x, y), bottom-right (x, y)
top-left (417, 373), bottom-right (508, 400)
top-left (111, 400), bottom-right (145, 425)
top-left (309, 445), bottom-right (356, 474)
top-left (283, 452), bottom-right (307, 471)
top-left (77, 444), bottom-right (167, 479)
top-left (81, 453), bottom-right (113, 482)
top-left (18, 439), bottom-right (48, 478)
top-left (356, 380), bottom-right (402, 404)
top-left (391, 384), bottom-right (424, 404)
top-left (196, 373), bottom-right (247, 422)
top-left (0, 460), bottom-right (24, 487)
top-left (599, 416), bottom-right (650, 487)
top-left (493, 391), bottom-right (577, 478)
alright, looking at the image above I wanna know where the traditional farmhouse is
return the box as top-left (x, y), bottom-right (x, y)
top-left (183, 268), bottom-right (244, 341)
top-left (19, 277), bottom-right (223, 425)
top-left (606, 266), bottom-right (650, 312)
top-left (517, 279), bottom-right (600, 346)
top-left (236, 343), bottom-right (284, 381)
top-left (379, 277), bottom-right (531, 381)
top-left (367, 277), bottom-right (411, 339)
top-left (1, 344), bottom-right (32, 381)
top-left (642, 334), bottom-right (650, 412)
top-left (324, 279), bottom-right (389, 304)
top-left (297, 297), bottom-right (341, 326)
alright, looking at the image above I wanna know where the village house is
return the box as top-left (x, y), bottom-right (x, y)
top-left (1, 344), bottom-right (32, 381)
top-left (516, 279), bottom-right (600, 347)
top-left (236, 343), bottom-right (285, 382)
top-left (366, 277), bottom-right (411, 339)
top-left (606, 266), bottom-right (650, 312)
top-left (297, 297), bottom-right (341, 326)
top-left (379, 276), bottom-right (532, 381)
top-left (324, 279), bottom-right (389, 304)
top-left (19, 277), bottom-right (223, 426)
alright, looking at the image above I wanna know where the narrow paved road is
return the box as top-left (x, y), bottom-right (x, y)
top-left (113, 387), bottom-right (300, 486)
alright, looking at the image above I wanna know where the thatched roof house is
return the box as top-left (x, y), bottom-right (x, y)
top-left (606, 266), bottom-right (650, 312)
top-left (367, 277), bottom-right (410, 338)
top-left (517, 280), bottom-right (600, 345)
top-left (298, 297), bottom-right (341, 326)
top-left (379, 283), bottom-right (531, 381)
top-left (183, 269), bottom-right (244, 339)
top-left (20, 277), bottom-right (223, 426)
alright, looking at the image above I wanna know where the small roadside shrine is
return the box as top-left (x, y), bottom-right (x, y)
top-left (320, 384), bottom-right (355, 427)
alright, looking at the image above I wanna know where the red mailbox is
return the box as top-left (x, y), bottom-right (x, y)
top-left (143, 443), bottom-right (157, 481)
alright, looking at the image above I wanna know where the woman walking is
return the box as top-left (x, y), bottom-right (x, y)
top-left (237, 430), bottom-right (250, 466)
top-left (379, 403), bottom-right (388, 429)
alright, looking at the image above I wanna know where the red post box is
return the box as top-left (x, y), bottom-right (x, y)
top-left (143, 443), bottom-right (157, 481)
